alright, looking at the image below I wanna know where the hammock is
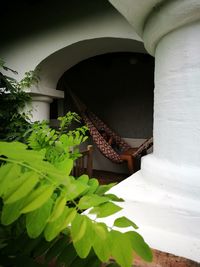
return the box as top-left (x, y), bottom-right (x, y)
top-left (69, 90), bottom-right (153, 166)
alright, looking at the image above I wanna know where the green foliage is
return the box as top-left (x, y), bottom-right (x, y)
top-left (27, 112), bottom-right (88, 164)
top-left (0, 60), bottom-right (37, 141)
top-left (0, 140), bottom-right (152, 266)
top-left (0, 65), bottom-right (152, 266)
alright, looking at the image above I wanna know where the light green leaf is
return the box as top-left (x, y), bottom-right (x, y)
top-left (72, 215), bottom-right (87, 243)
top-left (109, 230), bottom-right (133, 267)
top-left (20, 184), bottom-right (55, 213)
top-left (0, 163), bottom-right (21, 196)
top-left (72, 215), bottom-right (93, 258)
top-left (65, 179), bottom-right (89, 200)
top-left (78, 194), bottom-right (110, 210)
top-left (48, 195), bottom-right (67, 222)
top-left (92, 223), bottom-right (110, 262)
top-left (125, 231), bottom-right (153, 262)
top-left (44, 207), bottom-right (76, 241)
top-left (26, 198), bottom-right (53, 238)
top-left (114, 216), bottom-right (138, 229)
top-left (86, 178), bottom-right (99, 195)
top-left (90, 202), bottom-right (122, 218)
top-left (55, 158), bottom-right (73, 175)
top-left (77, 174), bottom-right (89, 184)
top-left (30, 160), bottom-right (68, 184)
top-left (105, 193), bottom-right (124, 202)
top-left (95, 183), bottom-right (116, 195)
top-left (4, 171), bottom-right (39, 204)
top-left (0, 141), bottom-right (45, 162)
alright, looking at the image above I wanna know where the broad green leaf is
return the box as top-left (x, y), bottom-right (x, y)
top-left (105, 194), bottom-right (124, 202)
top-left (55, 158), bottom-right (73, 175)
top-left (78, 174), bottom-right (89, 184)
top-left (4, 171), bottom-right (39, 204)
top-left (0, 163), bottom-right (14, 183)
top-left (48, 195), bottom-right (67, 222)
top-left (90, 202), bottom-right (122, 218)
top-left (92, 223), bottom-right (110, 262)
top-left (0, 141), bottom-right (45, 162)
top-left (125, 231), bottom-right (153, 262)
top-left (20, 184), bottom-right (55, 213)
top-left (71, 214), bottom-right (85, 243)
top-left (86, 178), bottom-right (99, 195)
top-left (30, 160), bottom-right (68, 184)
top-left (65, 179), bottom-right (89, 200)
top-left (114, 216), bottom-right (138, 229)
top-left (61, 208), bottom-right (77, 228)
top-left (78, 194), bottom-right (109, 210)
top-left (1, 197), bottom-right (25, 225)
top-left (26, 198), bottom-right (53, 238)
top-left (0, 163), bottom-right (21, 196)
top-left (72, 216), bottom-right (93, 258)
top-left (109, 230), bottom-right (133, 267)
top-left (44, 207), bottom-right (76, 241)
top-left (95, 183), bottom-right (116, 195)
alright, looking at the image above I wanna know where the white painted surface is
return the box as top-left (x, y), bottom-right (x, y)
top-left (108, 0), bottom-right (163, 36)
top-left (143, 0), bottom-right (200, 55)
top-left (107, 0), bottom-right (200, 262)
top-left (30, 95), bottom-right (53, 122)
top-left (0, 2), bottom-right (142, 82)
top-left (107, 170), bottom-right (200, 262)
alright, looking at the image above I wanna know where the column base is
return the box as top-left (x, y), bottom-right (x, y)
top-left (106, 155), bottom-right (200, 262)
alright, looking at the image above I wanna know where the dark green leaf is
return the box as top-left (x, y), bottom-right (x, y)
top-left (56, 242), bottom-right (77, 266)
top-left (1, 197), bottom-right (25, 225)
top-left (45, 235), bottom-right (69, 262)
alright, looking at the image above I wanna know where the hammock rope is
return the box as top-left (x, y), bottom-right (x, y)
top-left (69, 89), bottom-right (153, 165)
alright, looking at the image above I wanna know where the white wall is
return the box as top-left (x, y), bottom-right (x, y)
top-left (0, 0), bottom-right (144, 88)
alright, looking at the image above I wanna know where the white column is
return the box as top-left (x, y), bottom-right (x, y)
top-left (107, 0), bottom-right (200, 262)
top-left (30, 95), bottom-right (53, 122)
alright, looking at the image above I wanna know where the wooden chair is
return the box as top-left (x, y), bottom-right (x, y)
top-left (120, 137), bottom-right (153, 174)
top-left (72, 145), bottom-right (93, 177)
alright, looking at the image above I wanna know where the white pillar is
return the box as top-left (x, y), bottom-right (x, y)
top-left (30, 95), bottom-right (53, 122)
top-left (107, 0), bottom-right (200, 262)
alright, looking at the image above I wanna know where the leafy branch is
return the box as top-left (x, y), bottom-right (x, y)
top-left (0, 139), bottom-right (152, 266)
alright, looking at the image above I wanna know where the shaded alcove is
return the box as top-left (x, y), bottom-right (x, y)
top-left (52, 52), bottom-right (154, 173)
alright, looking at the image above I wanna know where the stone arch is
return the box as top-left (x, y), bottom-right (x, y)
top-left (37, 37), bottom-right (146, 90)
